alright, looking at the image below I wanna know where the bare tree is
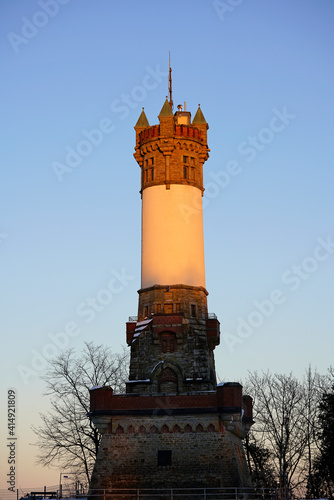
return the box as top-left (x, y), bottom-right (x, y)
top-left (32, 342), bottom-right (129, 484)
top-left (244, 369), bottom-right (327, 497)
top-left (307, 367), bottom-right (334, 499)
top-left (244, 432), bottom-right (277, 489)
top-left (301, 366), bottom-right (329, 495)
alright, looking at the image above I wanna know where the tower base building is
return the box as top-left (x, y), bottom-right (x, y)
top-left (89, 92), bottom-right (253, 492)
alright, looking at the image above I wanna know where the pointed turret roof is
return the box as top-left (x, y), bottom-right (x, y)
top-left (135, 108), bottom-right (150, 128)
top-left (192, 105), bottom-right (207, 125)
top-left (159, 98), bottom-right (173, 117)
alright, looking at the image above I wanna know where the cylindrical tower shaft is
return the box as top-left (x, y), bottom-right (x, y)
top-left (141, 183), bottom-right (205, 288)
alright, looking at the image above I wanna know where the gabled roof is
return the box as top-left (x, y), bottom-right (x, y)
top-left (192, 105), bottom-right (207, 125)
top-left (159, 98), bottom-right (173, 117)
top-left (135, 108), bottom-right (150, 128)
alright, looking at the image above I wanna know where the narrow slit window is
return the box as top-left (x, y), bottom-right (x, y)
top-left (191, 167), bottom-right (195, 180)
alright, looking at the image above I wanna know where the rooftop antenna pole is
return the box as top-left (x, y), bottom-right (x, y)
top-left (168, 51), bottom-right (173, 111)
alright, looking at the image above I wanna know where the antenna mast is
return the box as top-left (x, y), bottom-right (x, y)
top-left (168, 51), bottom-right (173, 111)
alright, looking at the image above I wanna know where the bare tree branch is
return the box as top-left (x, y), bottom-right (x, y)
top-left (32, 342), bottom-right (129, 483)
top-left (244, 368), bottom-right (328, 496)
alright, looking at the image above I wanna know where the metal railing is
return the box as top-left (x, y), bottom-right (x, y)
top-left (87, 487), bottom-right (279, 500)
top-left (207, 313), bottom-right (217, 320)
top-left (128, 313), bottom-right (218, 322)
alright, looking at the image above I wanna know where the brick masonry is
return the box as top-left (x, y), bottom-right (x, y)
top-left (89, 413), bottom-right (252, 490)
top-left (134, 108), bottom-right (209, 195)
top-left (89, 385), bottom-right (253, 490)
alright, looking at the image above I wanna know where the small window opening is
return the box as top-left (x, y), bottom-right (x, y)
top-left (190, 167), bottom-right (195, 180)
top-left (160, 332), bottom-right (176, 353)
top-left (158, 450), bottom-right (172, 466)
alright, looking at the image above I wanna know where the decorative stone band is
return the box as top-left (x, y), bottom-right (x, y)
top-left (89, 383), bottom-right (253, 438)
top-left (138, 284), bottom-right (209, 295)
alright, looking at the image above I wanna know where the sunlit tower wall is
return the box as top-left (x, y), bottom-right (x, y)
top-left (88, 96), bottom-right (253, 493)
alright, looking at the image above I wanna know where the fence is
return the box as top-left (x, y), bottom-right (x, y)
top-left (1, 486), bottom-right (281, 500)
top-left (87, 487), bottom-right (279, 500)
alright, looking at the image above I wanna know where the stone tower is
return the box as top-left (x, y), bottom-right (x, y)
top-left (89, 93), bottom-right (253, 492)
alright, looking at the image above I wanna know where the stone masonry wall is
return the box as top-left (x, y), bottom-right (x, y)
top-left (89, 413), bottom-right (252, 491)
top-left (127, 315), bottom-right (216, 394)
top-left (138, 285), bottom-right (208, 321)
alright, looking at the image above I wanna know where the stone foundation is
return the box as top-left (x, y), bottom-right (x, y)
top-left (90, 414), bottom-right (251, 490)
top-left (89, 384), bottom-right (253, 493)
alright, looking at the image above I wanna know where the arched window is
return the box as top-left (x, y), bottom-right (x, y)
top-left (184, 424), bottom-right (192, 433)
top-left (158, 367), bottom-right (178, 393)
top-left (116, 425), bottom-right (124, 434)
top-left (161, 424), bottom-right (169, 434)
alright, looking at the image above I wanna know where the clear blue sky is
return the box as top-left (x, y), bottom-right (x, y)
top-left (1, 0), bottom-right (334, 489)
